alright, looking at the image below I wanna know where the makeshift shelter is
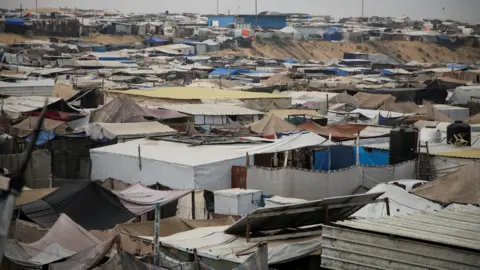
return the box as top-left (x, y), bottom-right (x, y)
top-left (86, 122), bottom-right (178, 141)
top-left (248, 114), bottom-right (297, 136)
top-left (4, 214), bottom-right (116, 269)
top-left (12, 116), bottom-right (70, 137)
top-left (412, 163), bottom-right (480, 205)
top-left (353, 184), bottom-right (442, 218)
top-left (354, 92), bottom-right (395, 109)
top-left (379, 101), bottom-right (420, 113)
top-left (449, 85), bottom-right (480, 105)
top-left (323, 27), bottom-right (343, 41)
top-left (89, 94), bottom-right (151, 123)
top-left (465, 112), bottom-right (480, 124)
top-left (414, 102), bottom-right (454, 123)
top-left (298, 121), bottom-right (390, 141)
top-left (90, 132), bottom-right (335, 190)
top-left (20, 182), bottom-right (136, 230)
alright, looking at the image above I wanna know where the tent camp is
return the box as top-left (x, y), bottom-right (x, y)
top-left (90, 132), bottom-right (335, 190)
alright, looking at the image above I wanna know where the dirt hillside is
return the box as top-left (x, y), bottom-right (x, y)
top-left (0, 33), bottom-right (144, 44)
top-left (214, 40), bottom-right (480, 63)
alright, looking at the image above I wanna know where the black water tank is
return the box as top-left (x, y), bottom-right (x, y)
top-left (447, 121), bottom-right (471, 146)
top-left (389, 126), bottom-right (418, 165)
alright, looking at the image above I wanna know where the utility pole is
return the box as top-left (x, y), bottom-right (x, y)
top-left (361, 0), bottom-right (364, 24)
top-left (237, 6), bottom-right (240, 15)
top-left (217, 0), bottom-right (219, 15)
top-left (36, 0), bottom-right (38, 19)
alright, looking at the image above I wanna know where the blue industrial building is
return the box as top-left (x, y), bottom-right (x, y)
top-left (207, 15), bottom-right (287, 29)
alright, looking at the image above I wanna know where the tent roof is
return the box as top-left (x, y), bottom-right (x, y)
top-left (90, 132), bottom-right (335, 168)
top-left (412, 163), bottom-right (480, 205)
top-left (20, 182), bottom-right (135, 230)
top-left (86, 122), bottom-right (178, 140)
top-left (355, 92), bottom-right (395, 109)
top-left (248, 114), bottom-right (297, 136)
top-left (89, 94), bottom-right (151, 123)
top-left (414, 102), bottom-right (454, 123)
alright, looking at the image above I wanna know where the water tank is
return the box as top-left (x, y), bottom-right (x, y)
top-left (419, 127), bottom-right (442, 143)
top-left (389, 126), bottom-right (418, 165)
top-left (447, 121), bottom-right (471, 146)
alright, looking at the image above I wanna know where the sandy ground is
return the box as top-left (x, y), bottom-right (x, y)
top-left (212, 40), bottom-right (480, 63)
top-left (0, 33), bottom-right (144, 45)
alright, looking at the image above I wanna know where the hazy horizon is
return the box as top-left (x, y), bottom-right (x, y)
top-left (2, 0), bottom-right (480, 22)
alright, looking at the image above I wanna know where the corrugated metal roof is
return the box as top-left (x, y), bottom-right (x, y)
top-left (1, 96), bottom-right (61, 115)
top-left (334, 205), bottom-right (480, 251)
top-left (159, 104), bottom-right (264, 116)
top-left (107, 87), bottom-right (288, 100)
top-left (0, 79), bottom-right (55, 88)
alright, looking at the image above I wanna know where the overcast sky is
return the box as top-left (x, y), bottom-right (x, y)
top-left (3, 0), bottom-right (480, 22)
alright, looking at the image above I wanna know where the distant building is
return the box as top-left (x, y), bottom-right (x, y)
top-left (207, 14), bottom-right (287, 29)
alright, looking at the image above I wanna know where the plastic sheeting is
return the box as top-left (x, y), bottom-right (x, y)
top-left (20, 182), bottom-right (135, 230)
top-left (313, 146), bottom-right (356, 171)
top-left (247, 161), bottom-right (416, 200)
top-left (248, 114), bottom-right (297, 136)
top-left (113, 184), bottom-right (192, 215)
top-left (4, 214), bottom-right (101, 267)
top-left (148, 226), bottom-right (321, 265)
top-left (358, 147), bottom-right (389, 166)
top-left (449, 85), bottom-right (480, 105)
top-left (94, 251), bottom-right (164, 270)
top-left (353, 183), bottom-right (442, 218)
top-left (86, 122), bottom-right (178, 140)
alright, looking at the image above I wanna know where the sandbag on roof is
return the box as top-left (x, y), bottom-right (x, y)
top-left (89, 94), bottom-right (150, 123)
top-left (113, 184), bottom-right (192, 215)
top-left (4, 214), bottom-right (102, 267)
top-left (355, 92), bottom-right (395, 109)
top-left (412, 163), bottom-right (480, 205)
top-left (248, 114), bottom-right (297, 136)
top-left (414, 102), bottom-right (454, 123)
top-left (20, 181), bottom-right (135, 230)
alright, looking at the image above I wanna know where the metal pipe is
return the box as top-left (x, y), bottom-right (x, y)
top-left (153, 203), bottom-right (160, 265)
top-left (191, 191), bottom-right (196, 220)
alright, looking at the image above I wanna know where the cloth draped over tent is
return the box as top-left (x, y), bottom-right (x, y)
top-left (20, 181), bottom-right (136, 230)
top-left (4, 214), bottom-right (113, 268)
top-left (113, 184), bottom-right (192, 215)
top-left (412, 163), bottom-right (480, 205)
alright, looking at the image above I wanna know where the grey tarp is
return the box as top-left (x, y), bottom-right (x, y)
top-left (246, 161), bottom-right (416, 200)
top-left (412, 163), bottom-right (480, 204)
top-left (4, 214), bottom-right (101, 268)
top-left (449, 85), bottom-right (480, 105)
top-left (0, 150), bottom-right (51, 189)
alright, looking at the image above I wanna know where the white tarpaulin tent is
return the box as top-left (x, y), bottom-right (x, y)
top-left (90, 132), bottom-right (334, 190)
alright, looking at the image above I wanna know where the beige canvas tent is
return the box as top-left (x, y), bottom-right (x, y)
top-left (248, 114), bottom-right (297, 136)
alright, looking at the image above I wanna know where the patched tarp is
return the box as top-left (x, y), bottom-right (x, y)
top-left (113, 184), bottom-right (192, 215)
top-left (412, 163), bottom-right (480, 205)
top-left (4, 214), bottom-right (101, 267)
top-left (248, 114), bottom-right (297, 136)
top-left (20, 182), bottom-right (135, 230)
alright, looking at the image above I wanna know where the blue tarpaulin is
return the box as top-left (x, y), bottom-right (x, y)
top-left (209, 68), bottom-right (249, 76)
top-left (380, 69), bottom-right (394, 75)
top-left (313, 146), bottom-right (356, 171)
top-left (25, 131), bottom-right (56, 146)
top-left (144, 37), bottom-right (167, 45)
top-left (447, 64), bottom-right (468, 70)
top-left (282, 58), bottom-right (297, 63)
top-left (5, 18), bottom-right (25, 25)
top-left (323, 27), bottom-right (343, 41)
top-left (358, 147), bottom-right (389, 166)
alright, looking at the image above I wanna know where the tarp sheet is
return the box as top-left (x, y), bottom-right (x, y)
top-left (0, 150), bottom-right (51, 189)
top-left (86, 122), bottom-right (178, 140)
top-left (358, 147), bottom-right (389, 166)
top-left (150, 226), bottom-right (321, 265)
top-left (20, 182), bottom-right (135, 230)
top-left (414, 102), bottom-right (454, 123)
top-left (12, 117), bottom-right (68, 138)
top-left (449, 85), bottom-right (480, 105)
top-left (4, 214), bottom-right (101, 267)
top-left (412, 163), bottom-right (480, 204)
top-left (113, 184), bottom-right (192, 215)
top-left (313, 146), bottom-right (356, 171)
top-left (355, 92), bottom-right (395, 109)
top-left (248, 114), bottom-right (297, 136)
top-left (247, 161), bottom-right (416, 200)
top-left (353, 183), bottom-right (442, 218)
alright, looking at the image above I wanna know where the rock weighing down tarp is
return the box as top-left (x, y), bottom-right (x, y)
top-left (4, 214), bottom-right (116, 269)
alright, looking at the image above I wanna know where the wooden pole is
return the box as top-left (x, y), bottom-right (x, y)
top-left (191, 190), bottom-right (196, 220)
top-left (138, 145), bottom-right (142, 170)
top-left (385, 198), bottom-right (391, 216)
top-left (153, 203), bottom-right (160, 265)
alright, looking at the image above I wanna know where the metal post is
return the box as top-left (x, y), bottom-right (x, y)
top-left (36, 0), bottom-right (38, 18)
top-left (323, 205), bottom-right (329, 224)
top-left (255, 0), bottom-right (258, 28)
top-left (216, 0), bottom-right (219, 15)
top-left (385, 198), bottom-right (391, 216)
top-left (153, 203), bottom-right (160, 265)
top-left (246, 215), bottom-right (251, 242)
top-left (138, 145), bottom-right (142, 170)
top-left (191, 190), bottom-right (196, 220)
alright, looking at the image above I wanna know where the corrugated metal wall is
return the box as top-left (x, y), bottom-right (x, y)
top-left (321, 225), bottom-right (480, 270)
